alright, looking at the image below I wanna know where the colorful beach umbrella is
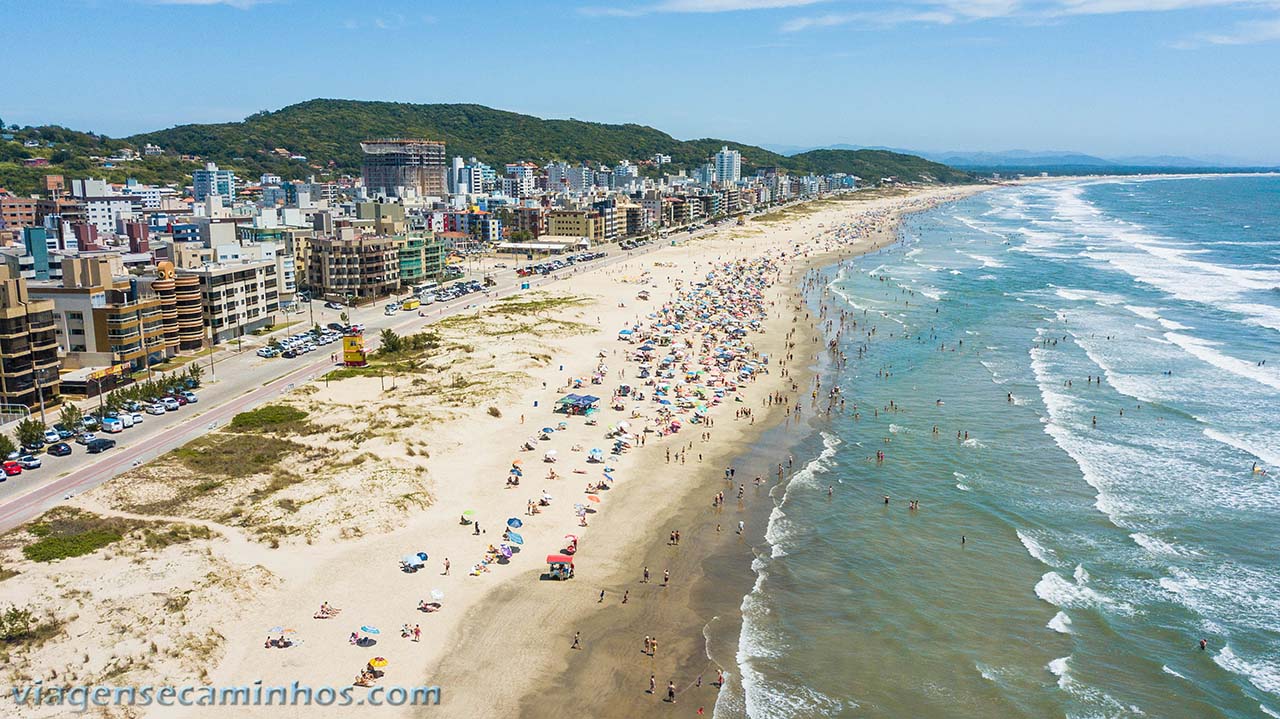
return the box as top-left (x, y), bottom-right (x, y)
top-left (507, 517), bottom-right (523, 529)
top-left (369, 657), bottom-right (389, 668)
top-left (499, 544), bottom-right (513, 559)
top-left (506, 531), bottom-right (524, 545)
top-left (360, 626), bottom-right (380, 635)
top-left (587, 495), bottom-right (601, 503)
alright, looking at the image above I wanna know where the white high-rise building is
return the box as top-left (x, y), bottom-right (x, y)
top-left (714, 146), bottom-right (741, 185)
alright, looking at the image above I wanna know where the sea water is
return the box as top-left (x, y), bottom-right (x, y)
top-left (720, 175), bottom-right (1280, 718)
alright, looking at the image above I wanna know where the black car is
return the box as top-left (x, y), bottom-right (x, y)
top-left (327, 322), bottom-right (346, 332)
top-left (85, 438), bottom-right (116, 454)
top-left (47, 442), bottom-right (72, 457)
top-left (324, 301), bottom-right (345, 310)
top-left (281, 349), bottom-right (298, 359)
top-left (22, 440), bottom-right (44, 452)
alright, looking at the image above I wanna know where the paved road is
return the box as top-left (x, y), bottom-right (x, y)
top-left (0, 227), bottom-right (723, 533)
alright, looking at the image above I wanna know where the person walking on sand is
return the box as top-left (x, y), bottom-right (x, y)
top-left (599, 589), bottom-right (606, 603)
top-left (443, 558), bottom-right (450, 575)
top-left (622, 590), bottom-right (629, 604)
top-left (412, 624), bottom-right (421, 642)
top-left (663, 569), bottom-right (670, 586)
top-left (571, 631), bottom-right (581, 650)
top-left (644, 636), bottom-right (651, 655)
top-left (649, 674), bottom-right (656, 694)
top-left (643, 566), bottom-right (650, 583)
top-left (667, 680), bottom-right (677, 703)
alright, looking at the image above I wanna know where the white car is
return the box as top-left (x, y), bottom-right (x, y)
top-left (161, 397), bottom-right (181, 411)
top-left (147, 403), bottom-right (166, 416)
top-left (43, 428), bottom-right (60, 444)
top-left (131, 412), bottom-right (144, 424)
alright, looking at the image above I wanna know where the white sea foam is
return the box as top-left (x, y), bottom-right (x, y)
top-left (1203, 427), bottom-right (1280, 469)
top-left (1161, 665), bottom-right (1188, 680)
top-left (1165, 332), bottom-right (1280, 391)
top-left (1048, 656), bottom-right (1071, 688)
top-left (1048, 611), bottom-right (1073, 634)
top-left (1124, 305), bottom-right (1162, 321)
top-left (1017, 529), bottom-right (1061, 567)
top-left (888, 423), bottom-right (909, 434)
top-left (1073, 564), bottom-right (1091, 584)
top-left (1035, 571), bottom-right (1128, 613)
top-left (1130, 532), bottom-right (1197, 558)
top-left (1215, 644), bottom-right (1280, 696)
top-left (1262, 704), bottom-right (1280, 719)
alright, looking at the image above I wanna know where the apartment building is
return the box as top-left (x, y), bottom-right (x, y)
top-left (29, 256), bottom-right (167, 371)
top-left (545, 209), bottom-right (603, 243)
top-left (0, 265), bottom-right (60, 410)
top-left (305, 234), bottom-right (400, 302)
top-left (179, 259), bottom-right (279, 344)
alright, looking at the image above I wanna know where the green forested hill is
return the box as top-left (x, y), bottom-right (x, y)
top-left (0, 100), bottom-right (970, 195)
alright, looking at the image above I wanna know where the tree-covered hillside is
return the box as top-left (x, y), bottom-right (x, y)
top-left (0, 100), bottom-right (971, 195)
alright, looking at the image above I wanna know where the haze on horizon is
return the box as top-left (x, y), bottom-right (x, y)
top-left (3, 0), bottom-right (1279, 164)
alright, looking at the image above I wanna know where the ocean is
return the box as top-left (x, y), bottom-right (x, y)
top-left (714, 175), bottom-right (1280, 718)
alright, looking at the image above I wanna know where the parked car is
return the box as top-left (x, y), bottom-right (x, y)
top-left (256, 347), bottom-right (278, 358)
top-left (52, 424), bottom-right (75, 439)
top-left (47, 442), bottom-right (72, 457)
top-left (17, 455), bottom-right (41, 470)
top-left (119, 413), bottom-right (134, 429)
top-left (161, 397), bottom-right (180, 411)
top-left (281, 349), bottom-right (298, 359)
top-left (146, 403), bottom-right (166, 416)
top-left (75, 432), bottom-right (96, 445)
top-left (80, 416), bottom-right (100, 430)
top-left (43, 428), bottom-right (61, 444)
top-left (86, 438), bottom-right (116, 454)
top-left (123, 401), bottom-right (143, 412)
top-left (22, 440), bottom-right (44, 452)
top-left (131, 412), bottom-right (144, 425)
top-left (2, 461), bottom-right (21, 476)
top-left (180, 391), bottom-right (197, 404)
top-left (101, 417), bottom-right (124, 433)
top-left (324, 301), bottom-right (345, 310)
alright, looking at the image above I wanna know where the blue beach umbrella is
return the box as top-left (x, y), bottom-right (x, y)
top-left (506, 531), bottom-right (524, 545)
top-left (507, 518), bottom-right (523, 529)
top-left (360, 626), bottom-right (380, 635)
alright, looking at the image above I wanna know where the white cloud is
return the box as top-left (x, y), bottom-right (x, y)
top-left (582, 0), bottom-right (826, 16)
top-left (1193, 16), bottom-right (1280, 42)
top-left (653, 0), bottom-right (827, 10)
top-left (142, 0), bottom-right (272, 8)
top-left (780, 0), bottom-right (1280, 47)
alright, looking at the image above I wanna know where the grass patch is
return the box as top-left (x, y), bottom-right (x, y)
top-left (229, 405), bottom-right (310, 432)
top-left (16, 508), bottom-right (214, 562)
top-left (171, 433), bottom-right (303, 477)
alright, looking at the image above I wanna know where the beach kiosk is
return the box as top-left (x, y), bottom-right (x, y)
top-left (546, 554), bottom-right (575, 580)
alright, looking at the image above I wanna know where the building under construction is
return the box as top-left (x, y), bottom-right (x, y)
top-left (360, 139), bottom-right (448, 199)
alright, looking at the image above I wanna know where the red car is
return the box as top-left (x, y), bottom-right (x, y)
top-left (2, 461), bottom-right (22, 476)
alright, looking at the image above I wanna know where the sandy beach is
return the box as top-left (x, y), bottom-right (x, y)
top-left (0, 184), bottom-right (985, 718)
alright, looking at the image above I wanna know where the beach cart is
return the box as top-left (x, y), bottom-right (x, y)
top-left (546, 554), bottom-right (575, 580)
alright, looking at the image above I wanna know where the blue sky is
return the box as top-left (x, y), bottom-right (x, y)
top-left (3, 0), bottom-right (1279, 162)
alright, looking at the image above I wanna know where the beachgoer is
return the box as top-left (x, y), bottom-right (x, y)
top-left (571, 631), bottom-right (581, 650)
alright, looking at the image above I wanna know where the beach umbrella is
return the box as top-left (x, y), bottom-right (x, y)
top-left (416, 552), bottom-right (428, 561)
top-left (401, 554), bottom-right (424, 567)
top-left (360, 626), bottom-right (380, 635)
top-left (506, 531), bottom-right (524, 545)
top-left (430, 589), bottom-right (445, 601)
top-left (541, 427), bottom-right (555, 434)
top-left (587, 495), bottom-right (601, 503)
top-left (368, 657), bottom-right (389, 668)
top-left (507, 518), bottom-right (523, 529)
top-left (462, 510), bottom-right (475, 517)
top-left (499, 544), bottom-right (513, 559)
top-left (511, 459), bottom-right (523, 466)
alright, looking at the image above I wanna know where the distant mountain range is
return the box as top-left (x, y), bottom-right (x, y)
top-left (762, 144), bottom-right (1276, 170)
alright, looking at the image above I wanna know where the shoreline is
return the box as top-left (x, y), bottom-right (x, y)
top-left (428, 187), bottom-right (985, 718)
top-left (0, 184), bottom-right (987, 719)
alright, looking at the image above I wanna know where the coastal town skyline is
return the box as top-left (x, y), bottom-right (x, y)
top-left (4, 1), bottom-right (1280, 162)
